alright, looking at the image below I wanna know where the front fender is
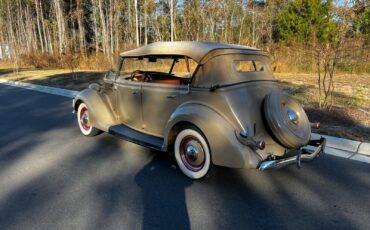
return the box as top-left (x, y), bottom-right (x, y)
top-left (73, 88), bottom-right (116, 132)
top-left (163, 103), bottom-right (261, 169)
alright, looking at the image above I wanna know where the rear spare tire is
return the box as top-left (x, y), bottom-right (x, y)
top-left (263, 92), bottom-right (311, 149)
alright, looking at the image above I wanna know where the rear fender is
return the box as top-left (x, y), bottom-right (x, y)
top-left (73, 88), bottom-right (116, 132)
top-left (163, 103), bottom-right (260, 168)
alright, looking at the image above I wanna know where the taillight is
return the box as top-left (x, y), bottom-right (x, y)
top-left (237, 131), bottom-right (266, 150)
top-left (257, 141), bottom-right (266, 150)
top-left (310, 122), bottom-right (320, 129)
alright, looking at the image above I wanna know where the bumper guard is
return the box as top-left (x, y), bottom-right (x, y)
top-left (258, 137), bottom-right (326, 171)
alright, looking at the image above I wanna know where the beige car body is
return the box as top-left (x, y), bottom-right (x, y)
top-left (73, 42), bottom-right (324, 170)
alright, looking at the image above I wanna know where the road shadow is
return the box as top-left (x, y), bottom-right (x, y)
top-left (0, 68), bottom-right (105, 91)
top-left (21, 71), bottom-right (105, 91)
top-left (202, 154), bottom-right (370, 229)
top-left (305, 106), bottom-right (370, 141)
top-left (0, 68), bottom-right (13, 76)
top-left (0, 85), bottom-right (75, 170)
top-left (135, 154), bottom-right (192, 230)
top-left (0, 68), bottom-right (32, 76)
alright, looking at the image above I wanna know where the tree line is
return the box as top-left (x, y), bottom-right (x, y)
top-left (0, 0), bottom-right (369, 73)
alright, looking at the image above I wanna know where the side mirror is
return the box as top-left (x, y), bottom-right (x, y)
top-left (105, 69), bottom-right (117, 81)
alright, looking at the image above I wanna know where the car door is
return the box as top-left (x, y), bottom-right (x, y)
top-left (141, 82), bottom-right (187, 136)
top-left (115, 79), bottom-right (143, 130)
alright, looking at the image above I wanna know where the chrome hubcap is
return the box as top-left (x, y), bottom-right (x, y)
top-left (180, 136), bottom-right (205, 172)
top-left (82, 113), bottom-right (89, 125)
top-left (80, 107), bottom-right (90, 130)
top-left (287, 109), bottom-right (299, 125)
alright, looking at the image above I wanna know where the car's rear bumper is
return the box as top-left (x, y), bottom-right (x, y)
top-left (257, 138), bottom-right (326, 171)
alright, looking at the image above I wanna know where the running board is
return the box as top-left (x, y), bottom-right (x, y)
top-left (108, 124), bottom-right (164, 151)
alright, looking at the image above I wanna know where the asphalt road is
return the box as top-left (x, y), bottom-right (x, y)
top-left (0, 84), bottom-right (370, 230)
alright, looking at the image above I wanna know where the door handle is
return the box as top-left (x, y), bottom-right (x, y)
top-left (167, 94), bottom-right (177, 99)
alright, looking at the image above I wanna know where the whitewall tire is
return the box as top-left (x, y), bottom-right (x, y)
top-left (174, 128), bottom-right (212, 179)
top-left (77, 103), bottom-right (101, 136)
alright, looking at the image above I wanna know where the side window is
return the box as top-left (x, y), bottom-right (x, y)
top-left (171, 58), bottom-right (197, 78)
top-left (234, 60), bottom-right (265, 72)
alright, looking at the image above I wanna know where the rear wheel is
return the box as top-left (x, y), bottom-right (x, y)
top-left (174, 128), bottom-right (212, 179)
top-left (77, 103), bottom-right (102, 136)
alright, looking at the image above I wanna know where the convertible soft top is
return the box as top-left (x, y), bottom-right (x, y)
top-left (120, 41), bottom-right (262, 63)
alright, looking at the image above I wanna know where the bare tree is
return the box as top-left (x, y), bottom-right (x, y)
top-left (170, 0), bottom-right (174, 41)
top-left (54, 0), bottom-right (66, 54)
top-left (314, 4), bottom-right (352, 110)
top-left (97, 0), bottom-right (108, 54)
top-left (76, 0), bottom-right (86, 55)
top-left (34, 0), bottom-right (44, 53)
top-left (135, 0), bottom-right (139, 47)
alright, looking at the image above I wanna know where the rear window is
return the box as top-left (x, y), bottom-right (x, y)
top-left (193, 54), bottom-right (274, 86)
top-left (234, 60), bottom-right (267, 72)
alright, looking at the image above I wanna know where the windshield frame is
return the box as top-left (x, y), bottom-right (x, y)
top-left (119, 55), bottom-right (198, 79)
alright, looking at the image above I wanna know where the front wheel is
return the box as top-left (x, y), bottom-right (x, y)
top-left (77, 102), bottom-right (102, 136)
top-left (174, 128), bottom-right (212, 179)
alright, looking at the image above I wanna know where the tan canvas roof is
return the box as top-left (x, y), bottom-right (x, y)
top-left (120, 41), bottom-right (260, 63)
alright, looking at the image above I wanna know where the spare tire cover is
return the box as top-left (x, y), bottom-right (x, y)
top-left (263, 91), bottom-right (311, 149)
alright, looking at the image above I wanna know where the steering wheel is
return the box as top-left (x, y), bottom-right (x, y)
top-left (130, 70), bottom-right (144, 81)
top-left (143, 74), bottom-right (152, 82)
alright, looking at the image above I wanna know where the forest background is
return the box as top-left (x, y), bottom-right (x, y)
top-left (0, 0), bottom-right (369, 72)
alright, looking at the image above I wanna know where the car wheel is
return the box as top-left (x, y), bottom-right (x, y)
top-left (77, 103), bottom-right (101, 136)
top-left (174, 127), bottom-right (212, 179)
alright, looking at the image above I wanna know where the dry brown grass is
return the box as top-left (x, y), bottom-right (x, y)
top-left (275, 72), bottom-right (370, 141)
top-left (0, 61), bottom-right (14, 69)
top-left (275, 73), bottom-right (370, 107)
top-left (16, 52), bottom-right (116, 71)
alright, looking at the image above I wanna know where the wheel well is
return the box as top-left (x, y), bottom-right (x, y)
top-left (74, 99), bottom-right (83, 112)
top-left (167, 121), bottom-right (202, 148)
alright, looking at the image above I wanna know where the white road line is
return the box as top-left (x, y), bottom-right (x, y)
top-left (1, 79), bottom-right (370, 165)
top-left (0, 79), bottom-right (78, 98)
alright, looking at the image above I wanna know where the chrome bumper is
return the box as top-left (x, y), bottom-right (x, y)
top-left (258, 138), bottom-right (326, 171)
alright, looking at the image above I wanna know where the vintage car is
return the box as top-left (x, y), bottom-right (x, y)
top-left (72, 42), bottom-right (325, 179)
